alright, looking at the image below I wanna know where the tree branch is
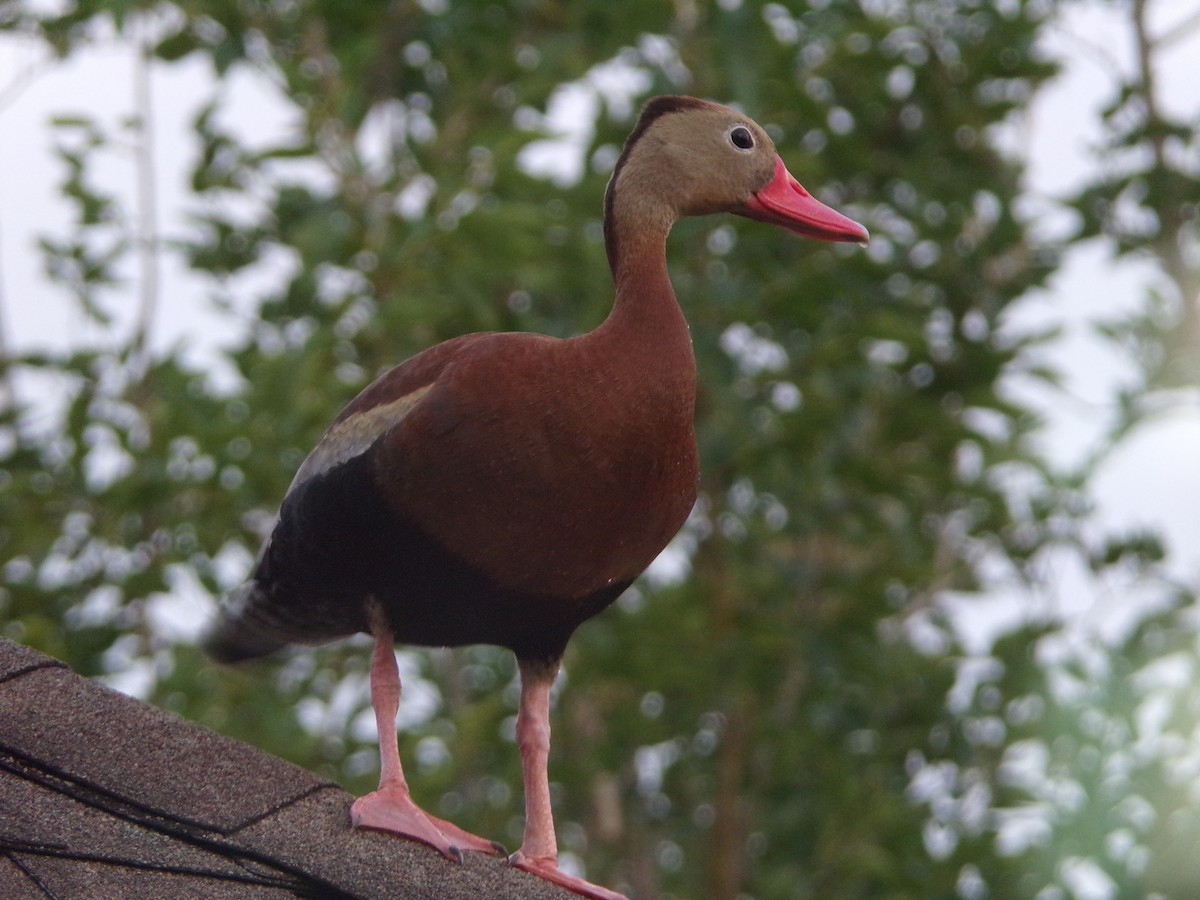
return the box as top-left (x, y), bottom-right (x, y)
top-left (0, 212), bottom-right (14, 411)
top-left (1131, 0), bottom-right (1200, 388)
top-left (1158, 5), bottom-right (1200, 49)
top-left (129, 18), bottom-right (160, 368)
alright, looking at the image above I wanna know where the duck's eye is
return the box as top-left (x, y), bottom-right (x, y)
top-left (729, 126), bottom-right (755, 150)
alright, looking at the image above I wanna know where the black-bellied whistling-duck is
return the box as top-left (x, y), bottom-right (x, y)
top-left (206, 96), bottom-right (867, 899)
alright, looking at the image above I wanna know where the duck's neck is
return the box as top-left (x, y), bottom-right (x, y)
top-left (592, 226), bottom-right (694, 381)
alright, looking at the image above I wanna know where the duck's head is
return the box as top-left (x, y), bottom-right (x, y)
top-left (605, 96), bottom-right (868, 264)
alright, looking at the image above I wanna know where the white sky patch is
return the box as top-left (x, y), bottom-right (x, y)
top-left (516, 44), bottom-right (664, 187)
top-left (518, 84), bottom-right (601, 188)
top-left (1059, 856), bottom-right (1118, 900)
top-left (1091, 403), bottom-right (1200, 581)
top-left (719, 322), bottom-right (788, 375)
top-left (144, 563), bottom-right (215, 643)
top-left (211, 539), bottom-right (257, 591)
top-left (99, 652), bottom-right (158, 699)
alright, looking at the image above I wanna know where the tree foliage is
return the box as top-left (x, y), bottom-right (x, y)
top-left (1, 1), bottom-right (1197, 898)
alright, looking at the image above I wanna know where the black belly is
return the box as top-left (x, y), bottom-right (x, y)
top-left (255, 451), bottom-right (630, 664)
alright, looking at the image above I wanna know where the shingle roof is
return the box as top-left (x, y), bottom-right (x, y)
top-left (0, 639), bottom-right (572, 898)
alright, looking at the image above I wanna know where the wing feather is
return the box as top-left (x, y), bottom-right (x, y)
top-left (286, 382), bottom-right (433, 494)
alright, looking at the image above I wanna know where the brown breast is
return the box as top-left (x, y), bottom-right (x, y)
top-left (375, 330), bottom-right (699, 600)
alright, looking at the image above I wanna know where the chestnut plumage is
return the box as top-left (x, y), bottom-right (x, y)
top-left (206, 96), bottom-right (866, 900)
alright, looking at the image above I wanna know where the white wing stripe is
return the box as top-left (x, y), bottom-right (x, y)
top-left (286, 383), bottom-right (434, 493)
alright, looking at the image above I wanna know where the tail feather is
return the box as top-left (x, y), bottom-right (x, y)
top-left (203, 581), bottom-right (290, 664)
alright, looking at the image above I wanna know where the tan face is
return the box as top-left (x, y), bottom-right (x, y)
top-left (615, 102), bottom-right (781, 220)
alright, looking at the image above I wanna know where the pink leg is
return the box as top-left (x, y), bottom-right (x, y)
top-left (508, 658), bottom-right (627, 900)
top-left (350, 632), bottom-right (498, 859)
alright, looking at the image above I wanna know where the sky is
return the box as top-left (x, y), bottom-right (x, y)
top-left (0, 2), bottom-right (1197, 661)
top-left (968, 1), bottom-right (1200, 652)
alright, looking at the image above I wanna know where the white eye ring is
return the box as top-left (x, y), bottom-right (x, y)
top-left (729, 125), bottom-right (755, 151)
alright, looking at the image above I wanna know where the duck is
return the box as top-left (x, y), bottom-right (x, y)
top-left (206, 95), bottom-right (867, 900)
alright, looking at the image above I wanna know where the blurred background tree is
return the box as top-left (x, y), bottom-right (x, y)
top-left (0, 1), bottom-right (1196, 898)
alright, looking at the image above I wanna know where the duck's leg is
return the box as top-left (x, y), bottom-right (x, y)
top-left (350, 630), bottom-right (499, 859)
top-left (508, 657), bottom-right (627, 900)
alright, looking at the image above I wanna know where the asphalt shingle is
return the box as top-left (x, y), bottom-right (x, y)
top-left (0, 638), bottom-right (574, 898)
